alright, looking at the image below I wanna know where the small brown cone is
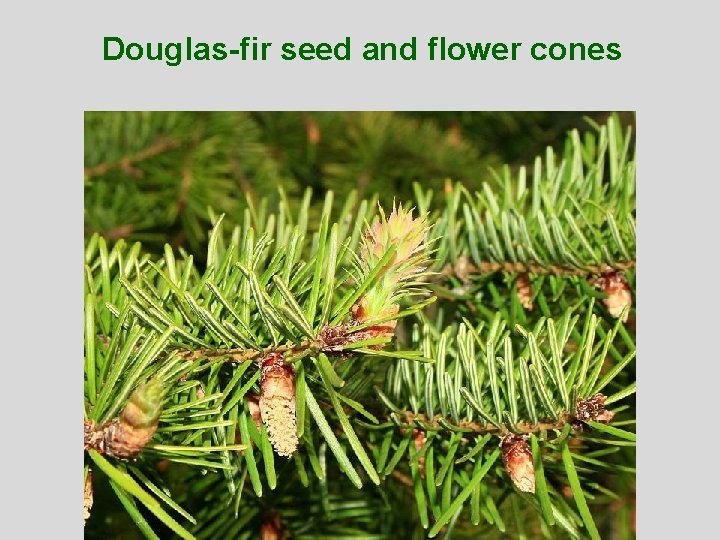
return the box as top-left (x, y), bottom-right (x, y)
top-left (104, 378), bottom-right (164, 459)
top-left (501, 434), bottom-right (536, 493)
top-left (574, 393), bottom-right (615, 429)
top-left (305, 118), bottom-right (321, 145)
top-left (259, 353), bottom-right (298, 457)
top-left (516, 272), bottom-right (534, 310)
top-left (84, 470), bottom-right (93, 525)
top-left (592, 270), bottom-right (632, 322)
top-left (260, 510), bottom-right (288, 540)
top-left (447, 126), bottom-right (463, 147)
top-left (260, 520), bottom-right (278, 540)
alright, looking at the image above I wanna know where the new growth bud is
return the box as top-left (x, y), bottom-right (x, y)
top-left (361, 203), bottom-right (429, 267)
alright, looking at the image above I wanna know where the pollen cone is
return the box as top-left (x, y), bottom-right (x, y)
top-left (259, 354), bottom-right (298, 457)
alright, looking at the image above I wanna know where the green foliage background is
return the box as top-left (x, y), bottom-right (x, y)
top-left (85, 112), bottom-right (630, 257)
top-left (84, 111), bottom-right (635, 539)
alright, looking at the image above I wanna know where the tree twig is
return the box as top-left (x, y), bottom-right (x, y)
top-left (396, 410), bottom-right (572, 438)
top-left (84, 137), bottom-right (183, 178)
top-left (438, 258), bottom-right (636, 282)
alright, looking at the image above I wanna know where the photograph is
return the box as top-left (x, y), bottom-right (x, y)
top-left (83, 111), bottom-right (636, 539)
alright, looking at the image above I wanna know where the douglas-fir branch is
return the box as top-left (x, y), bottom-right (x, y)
top-left (395, 394), bottom-right (615, 439)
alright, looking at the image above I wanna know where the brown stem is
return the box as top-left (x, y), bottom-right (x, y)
top-left (84, 138), bottom-right (183, 178)
top-left (102, 224), bottom-right (136, 241)
top-left (230, 154), bottom-right (256, 200)
top-left (174, 338), bottom-right (314, 363)
top-left (98, 322), bottom-right (362, 367)
top-left (172, 321), bottom-right (382, 364)
top-left (438, 259), bottom-right (636, 280)
top-left (397, 410), bottom-right (573, 437)
top-left (391, 470), bottom-right (415, 488)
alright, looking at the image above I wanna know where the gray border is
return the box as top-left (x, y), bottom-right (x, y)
top-left (4, 0), bottom-right (718, 537)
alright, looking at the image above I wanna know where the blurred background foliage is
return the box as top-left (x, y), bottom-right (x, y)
top-left (85, 111), bottom-right (634, 259)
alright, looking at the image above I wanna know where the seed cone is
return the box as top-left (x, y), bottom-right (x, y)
top-left (501, 434), bottom-right (536, 493)
top-left (104, 378), bottom-right (164, 459)
top-left (352, 203), bottom-right (430, 341)
top-left (259, 354), bottom-right (298, 457)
